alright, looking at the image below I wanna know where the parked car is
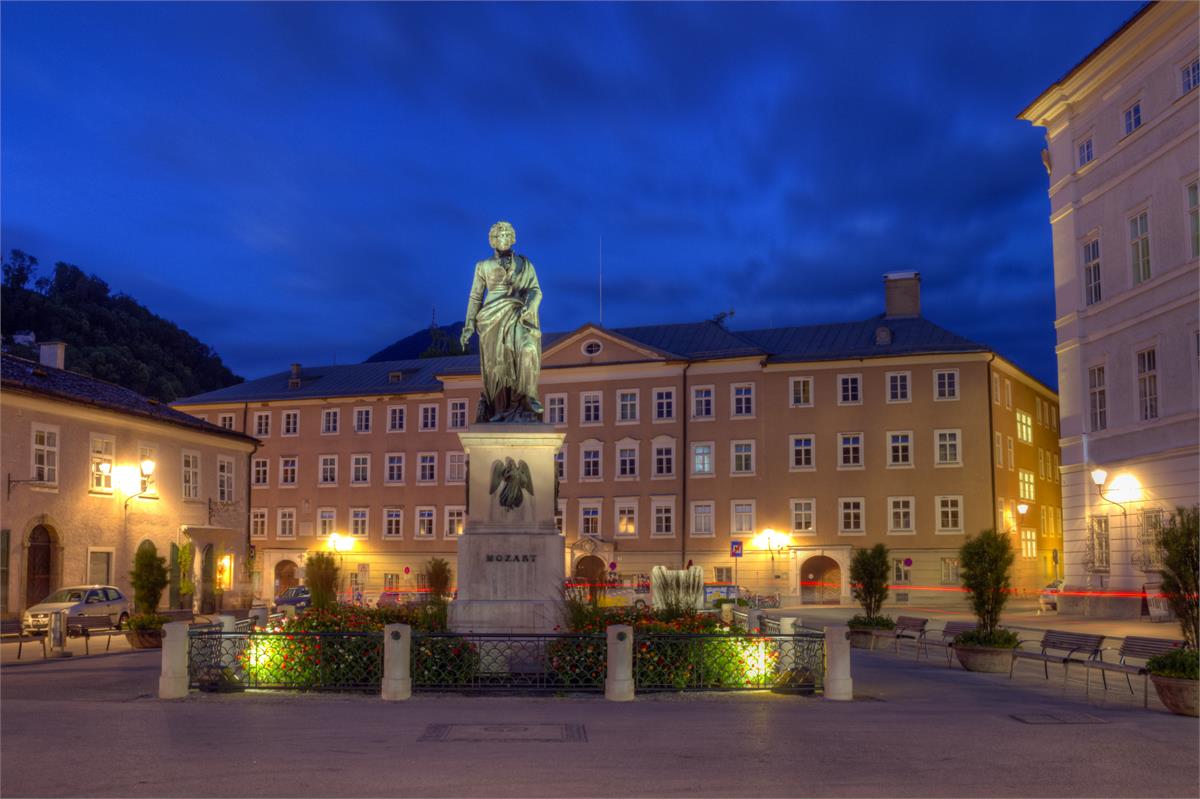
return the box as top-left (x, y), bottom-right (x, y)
top-left (274, 586), bottom-right (311, 612)
top-left (1039, 579), bottom-right (1064, 612)
top-left (376, 589), bottom-right (427, 608)
top-left (22, 585), bottom-right (130, 635)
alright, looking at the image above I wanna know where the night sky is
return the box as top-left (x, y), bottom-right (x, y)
top-left (1, 2), bottom-right (1143, 388)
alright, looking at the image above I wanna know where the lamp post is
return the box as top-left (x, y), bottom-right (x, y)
top-left (753, 528), bottom-right (790, 581)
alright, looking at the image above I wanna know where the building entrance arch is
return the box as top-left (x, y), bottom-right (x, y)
top-left (275, 559), bottom-right (299, 595)
top-left (25, 525), bottom-right (55, 607)
top-left (799, 555), bottom-right (841, 605)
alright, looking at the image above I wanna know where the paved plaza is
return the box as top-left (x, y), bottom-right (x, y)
top-left (2, 636), bottom-right (1197, 798)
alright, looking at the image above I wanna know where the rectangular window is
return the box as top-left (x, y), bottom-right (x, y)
top-left (582, 392), bottom-right (602, 424)
top-left (317, 508), bottom-right (336, 538)
top-left (445, 507), bottom-right (465, 538)
top-left (386, 453), bottom-right (404, 484)
top-left (313, 455), bottom-right (333, 486)
top-left (887, 372), bottom-right (910, 403)
top-left (86, 549), bottom-right (112, 586)
top-left (1137, 347), bottom-right (1158, 421)
top-left (546, 394), bottom-right (566, 426)
top-left (888, 432), bottom-right (911, 467)
top-left (254, 412), bottom-right (271, 438)
top-left (322, 409), bottom-right (339, 435)
top-left (181, 450), bottom-right (200, 500)
top-left (691, 502), bottom-right (714, 537)
top-left (618, 445), bottom-right (639, 479)
top-left (1123, 101), bottom-right (1142, 135)
top-left (616, 501), bottom-right (637, 537)
top-left (1130, 211), bottom-right (1151, 284)
top-left (732, 383), bottom-right (755, 417)
top-left (1021, 529), bottom-right (1037, 559)
top-left (1185, 58), bottom-right (1200, 93)
top-left (692, 386), bottom-right (713, 419)
top-left (137, 443), bottom-right (157, 494)
top-left (1083, 239), bottom-right (1102, 306)
top-left (384, 508), bottom-right (403, 538)
top-left (839, 433), bottom-right (862, 469)
top-left (893, 559), bottom-right (911, 585)
top-left (277, 508), bottom-right (296, 539)
top-left (1077, 137), bottom-right (1094, 167)
top-left (1037, 399), bottom-right (1044, 427)
top-left (31, 424), bottom-right (58, 484)
top-left (348, 508), bottom-right (367, 537)
top-left (713, 566), bottom-right (732, 584)
top-left (791, 435), bottom-right (815, 470)
top-left (217, 457), bottom-right (234, 502)
top-left (219, 413), bottom-right (235, 430)
top-left (731, 441), bottom-right (755, 475)
top-left (1019, 469), bottom-right (1036, 502)
top-left (581, 503), bottom-right (601, 538)
top-left (448, 399), bottom-right (468, 430)
top-left (1050, 406), bottom-right (1057, 431)
top-left (618, 390), bottom-right (639, 423)
top-left (388, 406), bottom-right (406, 432)
top-left (1016, 411), bottom-right (1033, 443)
top-left (250, 509), bottom-right (267, 539)
top-left (654, 388), bottom-right (675, 421)
top-left (937, 496), bottom-right (962, 533)
top-left (732, 501), bottom-right (755, 536)
top-left (654, 443), bottom-right (674, 477)
top-left (282, 411), bottom-right (299, 436)
top-left (994, 432), bottom-right (1004, 467)
top-left (351, 454), bottom-right (370, 485)
top-left (1006, 436), bottom-right (1015, 471)
top-left (1089, 516), bottom-right (1110, 571)
top-left (839, 498), bottom-right (864, 534)
top-left (279, 457), bottom-right (297, 486)
top-left (791, 499), bottom-right (815, 535)
top-left (1004, 379), bottom-right (1012, 409)
top-left (420, 404), bottom-right (438, 431)
top-left (416, 507), bottom-right (435, 538)
top-left (1052, 454), bottom-right (1060, 484)
top-left (555, 448), bottom-right (566, 481)
top-left (940, 558), bottom-right (960, 584)
top-left (1189, 182), bottom-right (1199, 258)
top-left (1038, 449), bottom-right (1046, 480)
top-left (582, 447), bottom-right (601, 480)
top-left (838, 374), bottom-right (861, 405)
top-left (447, 452), bottom-right (466, 483)
top-left (652, 499), bottom-right (674, 537)
top-left (555, 500), bottom-right (565, 535)
top-left (934, 369), bottom-right (959, 401)
top-left (354, 409), bottom-right (371, 436)
top-left (790, 376), bottom-right (813, 407)
top-left (418, 453), bottom-right (437, 484)
top-left (692, 442), bottom-right (714, 476)
top-left (993, 374), bottom-right (1001, 404)
top-left (889, 497), bottom-right (914, 534)
top-left (89, 434), bottom-right (114, 493)
top-left (935, 429), bottom-right (961, 466)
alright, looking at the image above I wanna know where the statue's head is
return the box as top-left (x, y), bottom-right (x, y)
top-left (488, 221), bottom-right (516, 253)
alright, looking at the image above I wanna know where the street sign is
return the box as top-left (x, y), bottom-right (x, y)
top-left (730, 541), bottom-right (743, 558)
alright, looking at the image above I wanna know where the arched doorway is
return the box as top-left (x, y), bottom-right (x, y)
top-left (275, 559), bottom-right (299, 596)
top-left (200, 544), bottom-right (216, 613)
top-left (799, 555), bottom-right (841, 605)
top-left (26, 525), bottom-right (54, 607)
top-left (574, 555), bottom-right (606, 600)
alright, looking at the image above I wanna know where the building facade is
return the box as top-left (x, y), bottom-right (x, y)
top-left (174, 274), bottom-right (1061, 606)
top-left (1, 345), bottom-right (259, 617)
top-left (1019, 2), bottom-right (1199, 616)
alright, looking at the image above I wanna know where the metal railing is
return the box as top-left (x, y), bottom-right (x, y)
top-left (634, 632), bottom-right (824, 692)
top-left (411, 632), bottom-right (607, 692)
top-left (188, 630), bottom-right (384, 691)
top-left (732, 610), bottom-right (750, 629)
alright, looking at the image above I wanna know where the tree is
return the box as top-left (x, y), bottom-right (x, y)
top-left (130, 541), bottom-right (169, 615)
top-left (176, 542), bottom-right (196, 608)
top-left (1, 250), bottom-right (38, 290)
top-left (1156, 506), bottom-right (1199, 649)
top-left (305, 552), bottom-right (340, 610)
top-left (424, 557), bottom-right (453, 601)
top-left (850, 544), bottom-right (891, 621)
top-left (959, 529), bottom-right (1014, 638)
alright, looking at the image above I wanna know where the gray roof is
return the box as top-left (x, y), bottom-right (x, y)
top-left (173, 315), bottom-right (989, 406)
top-left (2, 354), bottom-right (257, 444)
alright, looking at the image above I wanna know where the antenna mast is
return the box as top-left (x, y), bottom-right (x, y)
top-left (598, 234), bottom-right (603, 326)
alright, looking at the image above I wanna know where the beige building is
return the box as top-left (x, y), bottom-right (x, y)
top-left (1, 345), bottom-right (259, 617)
top-left (1019, 2), bottom-right (1199, 616)
top-left (174, 274), bottom-right (1062, 606)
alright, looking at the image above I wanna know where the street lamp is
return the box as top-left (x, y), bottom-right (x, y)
top-left (753, 528), bottom-right (790, 579)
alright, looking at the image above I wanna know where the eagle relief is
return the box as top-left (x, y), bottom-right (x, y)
top-left (490, 457), bottom-right (533, 510)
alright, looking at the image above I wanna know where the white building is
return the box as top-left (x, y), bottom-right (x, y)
top-left (1019, 2), bottom-right (1199, 616)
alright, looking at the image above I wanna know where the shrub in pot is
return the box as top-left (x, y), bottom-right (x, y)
top-left (1147, 506), bottom-right (1199, 716)
top-left (954, 528), bottom-right (1018, 672)
top-left (126, 541), bottom-right (170, 648)
top-left (848, 544), bottom-right (893, 649)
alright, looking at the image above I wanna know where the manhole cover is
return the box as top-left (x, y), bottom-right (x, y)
top-left (419, 724), bottom-right (587, 742)
top-left (1011, 712), bottom-right (1109, 725)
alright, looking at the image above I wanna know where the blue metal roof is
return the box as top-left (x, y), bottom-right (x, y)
top-left (741, 315), bottom-right (986, 363)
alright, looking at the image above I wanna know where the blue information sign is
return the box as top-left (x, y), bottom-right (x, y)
top-left (730, 540), bottom-right (743, 558)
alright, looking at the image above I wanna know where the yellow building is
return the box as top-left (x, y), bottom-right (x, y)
top-left (174, 274), bottom-right (1062, 607)
top-left (1, 344), bottom-right (259, 617)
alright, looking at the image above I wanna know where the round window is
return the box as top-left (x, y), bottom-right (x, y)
top-left (582, 340), bottom-right (603, 357)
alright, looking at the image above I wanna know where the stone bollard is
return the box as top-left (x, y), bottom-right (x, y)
top-left (824, 624), bottom-right (853, 701)
top-left (746, 609), bottom-right (764, 633)
top-left (282, 605), bottom-right (297, 620)
top-left (605, 624), bottom-right (634, 701)
top-left (158, 621), bottom-right (191, 699)
top-left (47, 609), bottom-right (71, 658)
top-left (249, 606), bottom-right (269, 630)
top-left (720, 603), bottom-right (734, 625)
top-left (218, 615), bottom-right (236, 633)
top-left (381, 624), bottom-right (412, 701)
top-left (779, 617), bottom-right (799, 635)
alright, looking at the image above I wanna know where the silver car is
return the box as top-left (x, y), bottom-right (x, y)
top-left (22, 585), bottom-right (130, 635)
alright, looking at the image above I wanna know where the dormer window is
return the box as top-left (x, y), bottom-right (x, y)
top-left (581, 340), bottom-right (603, 357)
top-left (389, 371), bottom-right (404, 384)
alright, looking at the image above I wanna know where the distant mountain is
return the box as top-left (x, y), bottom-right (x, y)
top-left (1, 250), bottom-right (242, 402)
top-left (365, 322), bottom-right (474, 362)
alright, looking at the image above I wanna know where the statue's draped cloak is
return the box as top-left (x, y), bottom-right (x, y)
top-left (465, 253), bottom-right (542, 418)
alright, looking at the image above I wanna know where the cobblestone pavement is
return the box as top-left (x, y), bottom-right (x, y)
top-left (2, 640), bottom-right (1196, 798)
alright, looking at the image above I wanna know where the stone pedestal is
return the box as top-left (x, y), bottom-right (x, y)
top-left (449, 423), bottom-right (566, 634)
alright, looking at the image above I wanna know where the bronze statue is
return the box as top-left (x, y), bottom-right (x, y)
top-left (460, 221), bottom-right (544, 422)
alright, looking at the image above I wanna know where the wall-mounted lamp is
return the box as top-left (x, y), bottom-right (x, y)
top-left (1017, 502), bottom-right (1029, 516)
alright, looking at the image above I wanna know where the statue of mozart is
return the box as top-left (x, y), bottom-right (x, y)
top-left (459, 221), bottom-right (544, 422)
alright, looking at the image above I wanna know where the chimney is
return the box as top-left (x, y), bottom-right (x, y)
top-left (883, 272), bottom-right (921, 318)
top-left (288, 363), bottom-right (302, 389)
top-left (39, 341), bottom-right (66, 370)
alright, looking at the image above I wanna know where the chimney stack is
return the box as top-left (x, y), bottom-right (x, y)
top-left (883, 272), bottom-right (921, 318)
top-left (290, 363), bottom-right (301, 379)
top-left (39, 341), bottom-right (66, 370)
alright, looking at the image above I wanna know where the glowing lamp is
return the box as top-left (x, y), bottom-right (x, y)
top-left (328, 532), bottom-right (354, 553)
top-left (1090, 468), bottom-right (1108, 487)
top-left (1017, 503), bottom-right (1029, 516)
top-left (98, 462), bottom-right (112, 475)
top-left (140, 459), bottom-right (156, 477)
top-left (1108, 473), bottom-right (1142, 503)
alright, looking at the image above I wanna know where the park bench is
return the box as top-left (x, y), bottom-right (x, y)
top-left (67, 615), bottom-right (125, 655)
top-left (915, 621), bottom-right (978, 667)
top-left (872, 616), bottom-right (928, 653)
top-left (1, 630), bottom-right (47, 659)
top-left (1082, 635), bottom-right (1185, 707)
top-left (1009, 630), bottom-right (1105, 685)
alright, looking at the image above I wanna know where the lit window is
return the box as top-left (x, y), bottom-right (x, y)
top-left (1137, 348), bottom-right (1158, 421)
top-left (616, 502), bottom-right (637, 537)
top-left (445, 507), bottom-right (465, 537)
top-left (89, 435), bottom-right (114, 493)
top-left (791, 499), bottom-right (815, 535)
top-left (1083, 239), bottom-right (1102, 306)
top-left (1019, 470), bottom-right (1036, 502)
top-left (791, 435), bottom-right (815, 470)
top-left (1021, 528), bottom-right (1037, 559)
top-left (1123, 101), bottom-right (1142, 135)
top-left (692, 442), bottom-right (713, 476)
top-left (1130, 211), bottom-right (1151, 285)
top-left (1016, 411), bottom-right (1033, 444)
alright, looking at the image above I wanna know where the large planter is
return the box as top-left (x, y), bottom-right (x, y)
top-left (954, 644), bottom-right (1014, 673)
top-left (125, 630), bottom-right (163, 649)
top-left (848, 628), bottom-right (877, 650)
top-left (1150, 674), bottom-right (1199, 717)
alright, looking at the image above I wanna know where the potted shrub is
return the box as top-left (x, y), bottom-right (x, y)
top-left (126, 541), bottom-right (170, 649)
top-left (847, 544), bottom-right (894, 649)
top-left (1147, 506), bottom-right (1198, 716)
top-left (954, 529), bottom-right (1019, 672)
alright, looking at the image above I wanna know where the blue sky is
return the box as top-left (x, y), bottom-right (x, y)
top-left (1, 2), bottom-right (1142, 386)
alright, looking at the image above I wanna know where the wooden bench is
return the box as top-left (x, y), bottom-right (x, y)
top-left (916, 621), bottom-right (978, 667)
top-left (67, 615), bottom-right (124, 655)
top-left (1083, 635), bottom-right (1185, 707)
top-left (1009, 630), bottom-right (1105, 685)
top-left (872, 616), bottom-right (928, 653)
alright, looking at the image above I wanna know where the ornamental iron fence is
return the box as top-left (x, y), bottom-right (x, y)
top-left (411, 632), bottom-right (607, 692)
top-left (634, 632), bottom-right (824, 693)
top-left (188, 630), bottom-right (384, 692)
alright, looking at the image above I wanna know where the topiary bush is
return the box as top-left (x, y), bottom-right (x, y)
top-left (305, 552), bottom-right (339, 610)
top-left (959, 528), bottom-right (1016, 646)
top-left (130, 541), bottom-right (169, 615)
top-left (847, 614), bottom-right (895, 630)
top-left (850, 544), bottom-right (890, 623)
